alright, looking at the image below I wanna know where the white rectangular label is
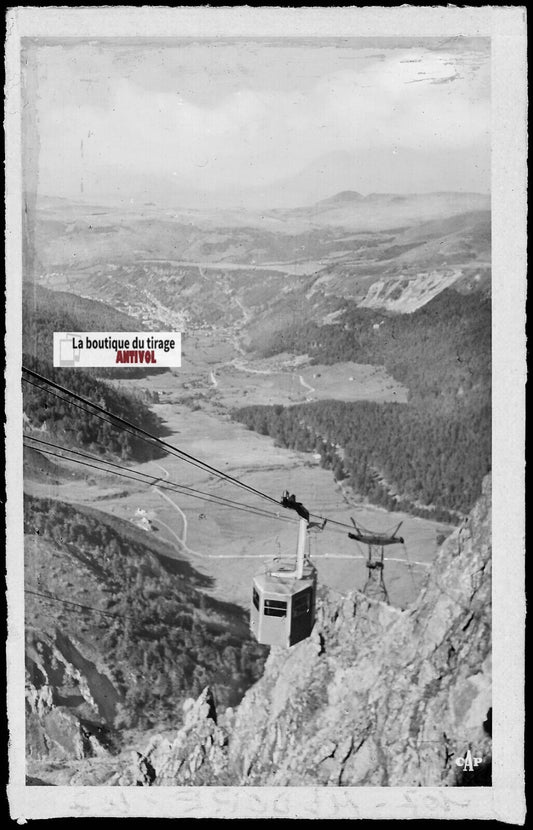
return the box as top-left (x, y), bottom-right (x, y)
top-left (53, 332), bottom-right (182, 368)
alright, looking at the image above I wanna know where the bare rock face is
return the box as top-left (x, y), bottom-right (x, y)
top-left (141, 475), bottom-right (491, 787)
top-left (25, 631), bottom-right (118, 762)
top-left (228, 476), bottom-right (491, 786)
top-left (120, 688), bottom-right (230, 786)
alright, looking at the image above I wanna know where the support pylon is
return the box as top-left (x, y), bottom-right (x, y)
top-left (362, 543), bottom-right (390, 603)
top-left (348, 518), bottom-right (404, 605)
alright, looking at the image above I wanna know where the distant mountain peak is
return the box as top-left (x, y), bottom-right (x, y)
top-left (317, 190), bottom-right (365, 206)
top-left (314, 189), bottom-right (489, 209)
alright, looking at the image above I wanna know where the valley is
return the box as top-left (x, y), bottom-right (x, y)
top-left (24, 188), bottom-right (491, 611)
top-left (25, 328), bottom-right (439, 612)
top-left (21, 188), bottom-right (491, 785)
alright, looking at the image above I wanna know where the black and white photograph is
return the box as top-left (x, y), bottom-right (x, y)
top-left (5, 6), bottom-right (526, 822)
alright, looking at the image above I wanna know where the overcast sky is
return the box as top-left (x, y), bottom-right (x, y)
top-left (23, 37), bottom-right (491, 208)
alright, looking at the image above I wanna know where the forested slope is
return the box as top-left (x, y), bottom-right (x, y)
top-left (25, 495), bottom-right (267, 735)
top-left (251, 289), bottom-right (490, 409)
top-left (235, 399), bottom-right (489, 519)
top-left (23, 354), bottom-right (164, 462)
top-left (236, 290), bottom-right (491, 519)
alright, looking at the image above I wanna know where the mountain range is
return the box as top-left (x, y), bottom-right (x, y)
top-left (28, 189), bottom-right (490, 326)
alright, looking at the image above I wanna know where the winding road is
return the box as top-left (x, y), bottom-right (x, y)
top-left (299, 374), bottom-right (315, 402)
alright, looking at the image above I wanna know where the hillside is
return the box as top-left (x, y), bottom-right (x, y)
top-left (234, 398), bottom-right (489, 521)
top-left (250, 288), bottom-right (491, 405)
top-left (236, 289), bottom-right (491, 519)
top-left (117, 473), bottom-right (491, 787)
top-left (23, 444), bottom-right (82, 485)
top-left (22, 283), bottom-right (168, 378)
top-left (24, 494), bottom-right (267, 776)
top-left (22, 354), bottom-right (164, 462)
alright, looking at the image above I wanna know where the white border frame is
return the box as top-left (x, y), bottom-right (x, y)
top-left (5, 6), bottom-right (527, 822)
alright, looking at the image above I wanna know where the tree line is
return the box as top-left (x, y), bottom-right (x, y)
top-left (234, 399), bottom-right (490, 520)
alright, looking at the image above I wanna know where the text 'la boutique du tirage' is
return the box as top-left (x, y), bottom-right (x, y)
top-left (79, 336), bottom-right (176, 352)
top-left (53, 332), bottom-right (182, 369)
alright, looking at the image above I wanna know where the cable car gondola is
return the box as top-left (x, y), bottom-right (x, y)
top-left (250, 510), bottom-right (318, 648)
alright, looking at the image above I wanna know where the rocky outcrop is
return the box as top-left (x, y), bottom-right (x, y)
top-left (357, 269), bottom-right (464, 313)
top-left (118, 688), bottom-right (231, 786)
top-left (137, 474), bottom-right (491, 787)
top-left (25, 631), bottom-right (119, 761)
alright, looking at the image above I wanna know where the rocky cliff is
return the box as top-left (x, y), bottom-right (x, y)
top-left (128, 474), bottom-right (491, 787)
top-left (25, 628), bottom-right (119, 763)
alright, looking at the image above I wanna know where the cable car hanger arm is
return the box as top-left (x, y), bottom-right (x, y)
top-left (281, 491), bottom-right (327, 530)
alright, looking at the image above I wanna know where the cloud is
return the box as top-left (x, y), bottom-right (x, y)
top-left (27, 39), bottom-right (490, 203)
